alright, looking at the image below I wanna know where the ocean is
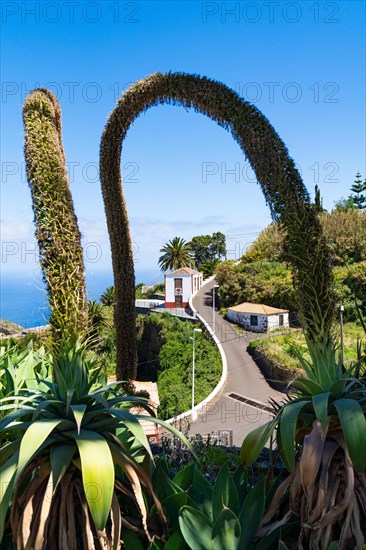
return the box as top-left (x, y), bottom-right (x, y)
top-left (0, 268), bottom-right (163, 329)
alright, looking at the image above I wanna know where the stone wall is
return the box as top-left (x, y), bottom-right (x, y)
top-left (248, 344), bottom-right (304, 392)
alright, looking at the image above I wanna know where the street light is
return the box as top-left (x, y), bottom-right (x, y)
top-left (212, 285), bottom-right (219, 334)
top-left (340, 302), bottom-right (345, 365)
top-left (190, 328), bottom-right (202, 421)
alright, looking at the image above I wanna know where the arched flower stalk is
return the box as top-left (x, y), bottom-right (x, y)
top-left (100, 72), bottom-right (334, 380)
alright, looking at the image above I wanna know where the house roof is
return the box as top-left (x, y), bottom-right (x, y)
top-left (228, 302), bottom-right (289, 315)
top-left (168, 267), bottom-right (201, 276)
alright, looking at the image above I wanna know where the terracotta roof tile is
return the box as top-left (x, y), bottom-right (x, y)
top-left (228, 302), bottom-right (288, 315)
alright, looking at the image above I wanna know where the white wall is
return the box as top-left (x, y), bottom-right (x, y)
top-left (165, 274), bottom-right (192, 304)
top-left (227, 310), bottom-right (289, 332)
top-left (267, 313), bottom-right (289, 331)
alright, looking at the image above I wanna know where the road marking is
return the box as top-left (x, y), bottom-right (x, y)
top-left (225, 392), bottom-right (273, 413)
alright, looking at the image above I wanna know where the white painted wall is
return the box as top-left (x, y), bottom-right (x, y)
top-left (165, 274), bottom-right (191, 304)
top-left (227, 310), bottom-right (289, 332)
top-left (267, 312), bottom-right (289, 331)
top-left (165, 272), bottom-right (203, 305)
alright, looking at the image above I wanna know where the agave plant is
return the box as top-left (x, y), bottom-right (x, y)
top-left (241, 339), bottom-right (366, 549)
top-left (0, 340), bottom-right (193, 549)
top-left (0, 341), bottom-right (51, 401)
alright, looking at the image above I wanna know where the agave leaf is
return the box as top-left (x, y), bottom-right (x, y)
top-left (178, 506), bottom-right (213, 550)
top-left (279, 401), bottom-right (307, 470)
top-left (0, 406), bottom-right (35, 431)
top-left (212, 464), bottom-right (239, 521)
top-left (53, 365), bottom-right (68, 401)
top-left (137, 415), bottom-right (198, 460)
top-left (329, 379), bottom-right (348, 396)
top-left (73, 429), bottom-right (114, 530)
top-left (110, 407), bottom-right (152, 458)
top-left (15, 418), bottom-right (64, 483)
top-left (312, 392), bottom-right (330, 430)
top-left (117, 447), bottom-right (152, 537)
top-left (70, 404), bottom-right (87, 434)
top-left (110, 395), bottom-right (157, 417)
top-left (84, 392), bottom-right (110, 409)
top-left (278, 542), bottom-right (289, 550)
top-left (299, 420), bottom-right (324, 497)
top-left (239, 478), bottom-right (265, 550)
top-left (296, 355), bottom-right (318, 382)
top-left (32, 399), bottom-right (65, 419)
top-left (0, 440), bottom-right (19, 466)
top-left (0, 451), bottom-right (18, 541)
top-left (290, 377), bottom-right (324, 395)
top-left (109, 437), bottom-right (165, 532)
top-left (240, 419), bottom-right (277, 468)
top-left (212, 508), bottom-right (241, 550)
top-left (50, 444), bottom-right (76, 490)
top-left (334, 398), bottom-right (366, 471)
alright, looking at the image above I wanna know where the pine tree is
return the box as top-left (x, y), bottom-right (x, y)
top-left (351, 172), bottom-right (366, 209)
top-left (314, 185), bottom-right (324, 213)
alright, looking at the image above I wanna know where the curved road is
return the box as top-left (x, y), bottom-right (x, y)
top-left (188, 279), bottom-right (283, 446)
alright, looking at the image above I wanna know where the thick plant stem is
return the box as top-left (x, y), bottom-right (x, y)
top-left (23, 89), bottom-right (88, 339)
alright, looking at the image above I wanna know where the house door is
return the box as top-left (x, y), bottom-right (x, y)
top-left (174, 278), bottom-right (183, 308)
top-left (279, 314), bottom-right (284, 327)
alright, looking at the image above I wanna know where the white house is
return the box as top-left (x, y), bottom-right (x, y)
top-left (227, 302), bottom-right (289, 332)
top-left (164, 267), bottom-right (203, 308)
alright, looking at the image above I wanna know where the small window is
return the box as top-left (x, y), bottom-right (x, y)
top-left (250, 315), bottom-right (258, 326)
top-left (279, 314), bottom-right (284, 327)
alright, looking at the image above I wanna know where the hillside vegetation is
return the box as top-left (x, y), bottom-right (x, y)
top-left (137, 313), bottom-right (221, 419)
top-left (216, 209), bottom-right (366, 324)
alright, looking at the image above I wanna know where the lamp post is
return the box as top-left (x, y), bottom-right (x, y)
top-left (212, 284), bottom-right (219, 334)
top-left (340, 302), bottom-right (345, 365)
top-left (190, 328), bottom-right (202, 421)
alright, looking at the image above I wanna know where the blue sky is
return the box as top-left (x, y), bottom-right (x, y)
top-left (1, 0), bottom-right (365, 285)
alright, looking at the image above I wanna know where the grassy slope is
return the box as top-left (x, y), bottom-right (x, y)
top-left (252, 322), bottom-right (365, 371)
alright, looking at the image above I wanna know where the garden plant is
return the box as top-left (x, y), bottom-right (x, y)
top-left (0, 340), bottom-right (192, 549)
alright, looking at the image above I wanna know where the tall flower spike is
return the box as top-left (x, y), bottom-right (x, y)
top-left (23, 89), bottom-right (88, 339)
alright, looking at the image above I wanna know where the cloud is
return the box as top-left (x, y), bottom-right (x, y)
top-left (0, 218), bottom-right (34, 240)
top-left (1, 214), bottom-right (268, 274)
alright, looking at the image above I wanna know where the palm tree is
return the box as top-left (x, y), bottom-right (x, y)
top-left (158, 237), bottom-right (193, 271)
top-left (100, 285), bottom-right (115, 306)
top-left (87, 300), bottom-right (110, 347)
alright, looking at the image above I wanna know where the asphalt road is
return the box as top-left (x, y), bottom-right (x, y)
top-left (188, 279), bottom-right (283, 446)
